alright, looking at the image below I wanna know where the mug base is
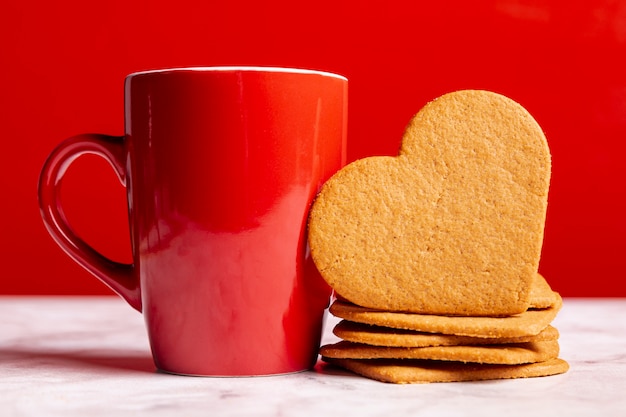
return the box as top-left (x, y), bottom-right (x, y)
top-left (155, 367), bottom-right (311, 378)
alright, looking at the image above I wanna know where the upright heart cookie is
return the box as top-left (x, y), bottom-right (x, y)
top-left (308, 90), bottom-right (551, 316)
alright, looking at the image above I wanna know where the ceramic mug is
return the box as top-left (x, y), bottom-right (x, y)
top-left (38, 67), bottom-right (348, 376)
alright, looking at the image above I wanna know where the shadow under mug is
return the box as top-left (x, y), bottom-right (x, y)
top-left (38, 67), bottom-right (348, 376)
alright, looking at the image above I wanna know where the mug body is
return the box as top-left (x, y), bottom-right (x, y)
top-left (124, 67), bottom-right (347, 375)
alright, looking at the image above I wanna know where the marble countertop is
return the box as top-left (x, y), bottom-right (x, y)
top-left (1, 296), bottom-right (624, 416)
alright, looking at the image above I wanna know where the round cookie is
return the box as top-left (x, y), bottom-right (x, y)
top-left (308, 90), bottom-right (551, 316)
top-left (530, 273), bottom-right (559, 309)
top-left (320, 340), bottom-right (560, 364)
top-left (328, 292), bottom-right (563, 338)
top-left (333, 321), bottom-right (560, 348)
top-left (322, 357), bottom-right (570, 384)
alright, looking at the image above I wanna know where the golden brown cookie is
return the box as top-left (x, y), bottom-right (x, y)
top-left (530, 273), bottom-right (559, 309)
top-left (333, 321), bottom-right (559, 347)
top-left (323, 357), bottom-right (570, 384)
top-left (320, 340), bottom-right (559, 364)
top-left (308, 90), bottom-right (551, 316)
top-left (328, 292), bottom-right (562, 338)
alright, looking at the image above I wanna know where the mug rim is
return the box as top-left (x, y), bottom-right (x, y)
top-left (127, 66), bottom-right (347, 81)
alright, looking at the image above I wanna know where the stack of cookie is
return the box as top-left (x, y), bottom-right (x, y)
top-left (308, 90), bottom-right (569, 383)
top-left (319, 274), bottom-right (568, 383)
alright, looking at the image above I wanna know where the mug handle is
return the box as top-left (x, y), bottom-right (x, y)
top-left (38, 133), bottom-right (141, 312)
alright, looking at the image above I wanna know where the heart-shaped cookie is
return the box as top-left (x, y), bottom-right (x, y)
top-left (308, 90), bottom-right (551, 316)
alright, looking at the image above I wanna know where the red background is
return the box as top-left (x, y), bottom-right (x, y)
top-left (1, 0), bottom-right (625, 297)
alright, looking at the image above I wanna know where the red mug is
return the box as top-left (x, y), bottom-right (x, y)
top-left (38, 67), bottom-right (347, 376)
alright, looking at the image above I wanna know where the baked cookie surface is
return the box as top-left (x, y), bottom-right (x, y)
top-left (333, 321), bottom-right (559, 347)
top-left (329, 292), bottom-right (562, 338)
top-left (308, 90), bottom-right (551, 316)
top-left (320, 340), bottom-right (559, 364)
top-left (323, 357), bottom-right (569, 384)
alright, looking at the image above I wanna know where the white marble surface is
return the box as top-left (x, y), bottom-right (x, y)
top-left (1, 296), bottom-right (625, 416)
